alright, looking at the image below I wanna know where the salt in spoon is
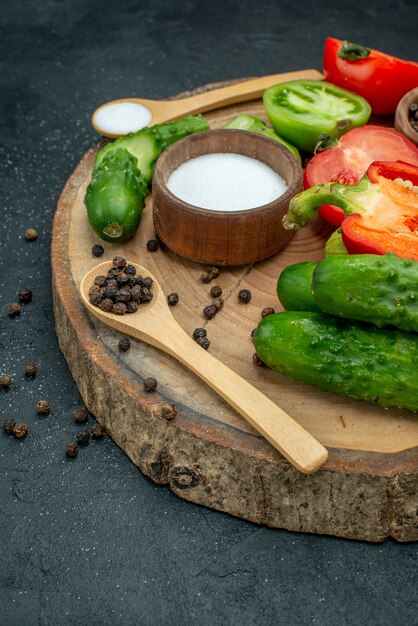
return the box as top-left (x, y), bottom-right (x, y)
top-left (80, 261), bottom-right (328, 474)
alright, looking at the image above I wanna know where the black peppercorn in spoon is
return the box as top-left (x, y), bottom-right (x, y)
top-left (80, 261), bottom-right (328, 474)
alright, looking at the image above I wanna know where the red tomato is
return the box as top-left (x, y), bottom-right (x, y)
top-left (323, 38), bottom-right (418, 115)
top-left (304, 125), bottom-right (418, 227)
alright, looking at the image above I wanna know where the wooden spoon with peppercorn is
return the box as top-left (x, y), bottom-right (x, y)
top-left (80, 260), bottom-right (328, 474)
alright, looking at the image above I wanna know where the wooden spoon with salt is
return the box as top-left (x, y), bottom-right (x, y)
top-left (92, 69), bottom-right (323, 137)
top-left (80, 261), bottom-right (328, 474)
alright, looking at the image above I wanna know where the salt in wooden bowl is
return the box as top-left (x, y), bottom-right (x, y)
top-left (152, 129), bottom-right (303, 266)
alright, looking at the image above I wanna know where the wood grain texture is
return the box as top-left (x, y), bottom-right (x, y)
top-left (153, 129), bottom-right (302, 265)
top-left (52, 75), bottom-right (418, 542)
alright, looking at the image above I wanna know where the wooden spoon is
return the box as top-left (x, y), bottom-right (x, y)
top-left (92, 69), bottom-right (323, 137)
top-left (80, 261), bottom-right (328, 474)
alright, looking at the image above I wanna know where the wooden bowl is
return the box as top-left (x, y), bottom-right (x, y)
top-left (395, 87), bottom-right (418, 145)
top-left (152, 129), bottom-right (303, 266)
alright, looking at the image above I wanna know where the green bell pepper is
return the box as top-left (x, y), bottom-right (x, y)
top-left (223, 114), bottom-right (301, 163)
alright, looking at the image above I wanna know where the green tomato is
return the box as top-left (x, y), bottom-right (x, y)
top-left (263, 80), bottom-right (371, 153)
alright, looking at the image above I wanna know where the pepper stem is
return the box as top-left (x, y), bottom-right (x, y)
top-left (283, 177), bottom-right (370, 231)
top-left (338, 41), bottom-right (371, 61)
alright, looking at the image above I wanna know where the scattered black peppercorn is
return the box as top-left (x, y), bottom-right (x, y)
top-left (13, 423), bottom-right (29, 439)
top-left (208, 266), bottom-right (219, 279)
top-left (112, 256), bottom-right (127, 268)
top-left (238, 289), bottom-right (252, 304)
top-left (0, 375), bottom-right (13, 389)
top-left (91, 423), bottom-right (104, 439)
top-left (261, 307), bottom-right (275, 318)
top-left (203, 304), bottom-right (218, 319)
top-left (144, 377), bottom-right (158, 392)
top-left (146, 239), bottom-right (159, 252)
top-left (192, 327), bottom-right (207, 341)
top-left (73, 407), bottom-right (89, 424)
top-left (167, 292), bottom-right (179, 306)
top-left (24, 362), bottom-right (38, 378)
top-left (252, 352), bottom-right (267, 367)
top-left (250, 328), bottom-right (257, 338)
top-left (66, 442), bottom-right (78, 458)
top-left (196, 336), bottom-right (210, 350)
top-left (160, 404), bottom-right (177, 420)
top-left (91, 244), bottom-right (105, 257)
top-left (76, 429), bottom-right (90, 445)
top-left (200, 272), bottom-right (212, 284)
top-left (24, 228), bottom-right (38, 241)
top-left (36, 400), bottom-right (51, 415)
top-left (118, 337), bottom-right (131, 352)
top-left (210, 285), bottom-right (222, 298)
top-left (3, 418), bottom-right (16, 434)
top-left (19, 288), bottom-right (32, 303)
top-left (212, 297), bottom-right (224, 311)
top-left (8, 303), bottom-right (21, 317)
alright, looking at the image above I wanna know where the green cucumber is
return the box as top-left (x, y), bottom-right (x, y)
top-left (312, 253), bottom-right (418, 332)
top-left (85, 114), bottom-right (210, 243)
top-left (253, 311), bottom-right (418, 411)
top-left (277, 262), bottom-right (320, 312)
top-left (95, 114), bottom-right (210, 184)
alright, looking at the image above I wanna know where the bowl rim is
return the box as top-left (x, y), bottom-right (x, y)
top-left (152, 128), bottom-right (302, 218)
top-left (395, 87), bottom-right (418, 144)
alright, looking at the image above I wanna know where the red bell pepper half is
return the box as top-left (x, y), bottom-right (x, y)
top-left (323, 38), bottom-right (418, 115)
top-left (284, 161), bottom-right (418, 261)
top-left (304, 126), bottom-right (418, 227)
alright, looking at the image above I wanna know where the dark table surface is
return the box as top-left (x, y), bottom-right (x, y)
top-left (1, 1), bottom-right (417, 625)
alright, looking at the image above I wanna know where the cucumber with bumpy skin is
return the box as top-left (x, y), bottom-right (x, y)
top-left (85, 114), bottom-right (210, 243)
top-left (253, 311), bottom-right (418, 411)
top-left (312, 253), bottom-right (418, 332)
top-left (277, 262), bottom-right (320, 312)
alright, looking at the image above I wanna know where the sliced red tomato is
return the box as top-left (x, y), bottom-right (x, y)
top-left (304, 125), bottom-right (418, 227)
top-left (323, 38), bottom-right (418, 115)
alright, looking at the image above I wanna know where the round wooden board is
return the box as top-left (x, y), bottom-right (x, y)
top-left (52, 76), bottom-right (418, 542)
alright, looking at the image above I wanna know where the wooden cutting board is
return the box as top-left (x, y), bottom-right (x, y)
top-left (52, 71), bottom-right (418, 542)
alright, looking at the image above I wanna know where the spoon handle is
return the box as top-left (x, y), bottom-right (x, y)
top-left (156, 69), bottom-right (323, 121)
top-left (145, 318), bottom-right (328, 474)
